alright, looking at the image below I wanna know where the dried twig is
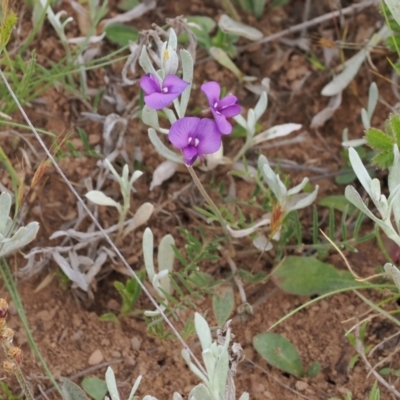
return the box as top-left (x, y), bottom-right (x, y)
top-left (355, 323), bottom-right (400, 398)
top-left (238, 0), bottom-right (379, 52)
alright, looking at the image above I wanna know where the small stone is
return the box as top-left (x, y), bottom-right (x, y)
top-left (253, 383), bottom-right (265, 393)
top-left (89, 134), bottom-right (101, 145)
top-left (88, 349), bottom-right (104, 365)
top-left (295, 381), bottom-right (308, 391)
top-left (107, 299), bottom-right (119, 311)
top-left (111, 351), bottom-right (121, 358)
top-left (125, 356), bottom-right (136, 367)
top-left (37, 310), bottom-right (52, 322)
top-left (131, 337), bottom-right (142, 350)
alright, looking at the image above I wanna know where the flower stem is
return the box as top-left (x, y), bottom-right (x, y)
top-left (187, 166), bottom-right (233, 250)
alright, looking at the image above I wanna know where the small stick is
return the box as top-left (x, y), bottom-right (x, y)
top-left (355, 323), bottom-right (400, 398)
top-left (238, 0), bottom-right (378, 52)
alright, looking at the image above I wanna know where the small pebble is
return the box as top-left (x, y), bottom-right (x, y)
top-left (252, 383), bottom-right (265, 393)
top-left (295, 381), bottom-right (308, 391)
top-left (111, 351), bottom-right (121, 358)
top-left (37, 310), bottom-right (52, 322)
top-left (131, 337), bottom-right (142, 350)
top-left (88, 349), bottom-right (104, 365)
top-left (107, 299), bottom-right (119, 311)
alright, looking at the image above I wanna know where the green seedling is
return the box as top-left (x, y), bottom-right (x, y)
top-left (329, 380), bottom-right (380, 400)
top-left (114, 270), bottom-right (146, 316)
top-left (366, 113), bottom-right (400, 168)
top-left (0, 382), bottom-right (19, 400)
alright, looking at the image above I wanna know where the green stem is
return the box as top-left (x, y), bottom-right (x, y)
top-left (187, 166), bottom-right (232, 246)
top-left (14, 367), bottom-right (34, 400)
top-left (375, 225), bottom-right (393, 264)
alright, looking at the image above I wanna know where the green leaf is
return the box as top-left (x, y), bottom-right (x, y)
top-left (389, 113), bottom-right (400, 144)
top-left (349, 354), bottom-right (359, 369)
top-left (81, 376), bottom-right (108, 400)
top-left (366, 127), bottom-right (394, 151)
top-left (209, 46), bottom-right (243, 80)
top-left (114, 270), bottom-right (145, 316)
top-left (189, 383), bottom-right (214, 400)
top-left (105, 24), bottom-right (139, 46)
top-left (212, 287), bottom-right (234, 326)
top-left (368, 380), bottom-right (380, 400)
top-left (251, 0), bottom-right (267, 18)
top-left (335, 168), bottom-right (357, 185)
top-left (372, 151), bottom-right (394, 169)
top-left (180, 16), bottom-right (216, 49)
top-left (272, 256), bottom-right (366, 296)
top-left (187, 15), bottom-right (216, 32)
top-left (237, 269), bottom-right (267, 283)
top-left (384, 0), bottom-right (400, 32)
top-left (99, 312), bottom-right (119, 322)
top-left (379, 367), bottom-right (391, 375)
top-left (118, 0), bottom-right (139, 11)
top-left (61, 378), bottom-right (90, 400)
top-left (306, 362), bottom-right (321, 378)
top-left (271, 0), bottom-right (290, 6)
top-left (188, 271), bottom-right (215, 287)
top-left (318, 195), bottom-right (355, 213)
top-left (253, 332), bottom-right (304, 377)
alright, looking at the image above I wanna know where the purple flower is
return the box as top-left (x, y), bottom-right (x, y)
top-left (201, 81), bottom-right (241, 135)
top-left (140, 73), bottom-right (189, 110)
top-left (169, 117), bottom-right (222, 166)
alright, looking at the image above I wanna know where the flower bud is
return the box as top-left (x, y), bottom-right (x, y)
top-left (3, 360), bottom-right (17, 373)
top-left (0, 328), bottom-right (14, 344)
top-left (0, 318), bottom-right (6, 332)
top-left (0, 299), bottom-right (8, 319)
top-left (8, 347), bottom-right (22, 365)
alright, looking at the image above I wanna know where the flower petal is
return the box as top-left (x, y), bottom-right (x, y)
top-left (169, 117), bottom-right (200, 149)
top-left (140, 74), bottom-right (160, 95)
top-left (211, 109), bottom-right (232, 135)
top-left (196, 119), bottom-right (222, 154)
top-left (145, 92), bottom-right (179, 110)
top-left (220, 104), bottom-right (241, 118)
top-left (163, 75), bottom-right (190, 95)
top-left (218, 95), bottom-right (238, 109)
top-left (201, 81), bottom-right (221, 106)
top-left (182, 146), bottom-right (199, 165)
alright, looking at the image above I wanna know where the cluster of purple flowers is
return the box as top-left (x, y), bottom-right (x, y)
top-left (140, 74), bottom-right (241, 166)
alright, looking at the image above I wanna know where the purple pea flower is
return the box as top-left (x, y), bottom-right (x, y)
top-left (169, 117), bottom-right (222, 166)
top-left (140, 73), bottom-right (189, 110)
top-left (201, 81), bottom-right (241, 135)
